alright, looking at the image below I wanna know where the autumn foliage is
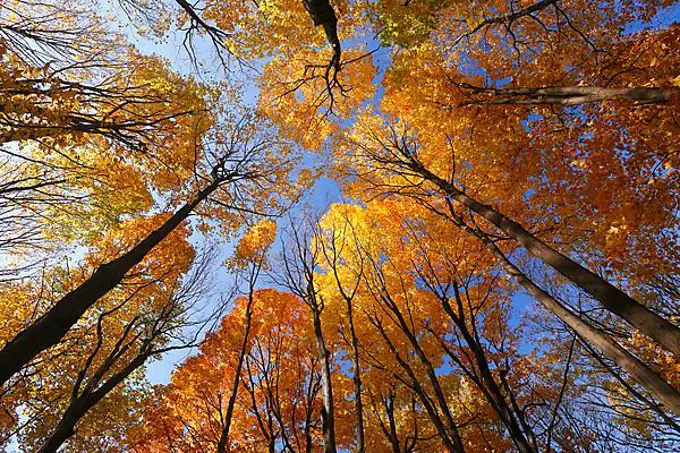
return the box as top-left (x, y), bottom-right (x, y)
top-left (1, 0), bottom-right (680, 452)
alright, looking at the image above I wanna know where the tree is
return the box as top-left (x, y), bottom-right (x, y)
top-left (314, 202), bottom-right (585, 451)
top-left (128, 289), bottom-right (327, 453)
top-left (0, 8), bottom-right (212, 267)
top-left (2, 0), bottom-right (680, 450)
top-left (0, 110), bottom-right (298, 386)
top-left (337, 116), bottom-right (680, 411)
top-left (216, 218), bottom-right (277, 452)
top-left (317, 208), bottom-right (366, 453)
top-left (31, 246), bottom-right (219, 453)
top-left (275, 219), bottom-right (340, 453)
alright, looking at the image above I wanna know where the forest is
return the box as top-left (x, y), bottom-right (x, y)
top-left (0, 0), bottom-right (679, 451)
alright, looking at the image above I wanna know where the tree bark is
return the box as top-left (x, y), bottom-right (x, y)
top-left (460, 86), bottom-right (680, 106)
top-left (411, 163), bottom-right (680, 355)
top-left (433, 290), bottom-right (537, 453)
top-left (0, 180), bottom-right (219, 386)
top-left (311, 307), bottom-right (338, 453)
top-left (379, 294), bottom-right (465, 452)
top-left (370, 315), bottom-right (463, 453)
top-left (302, 0), bottom-right (341, 70)
top-left (385, 394), bottom-right (401, 453)
top-left (473, 225), bottom-right (680, 415)
top-left (345, 297), bottom-right (365, 453)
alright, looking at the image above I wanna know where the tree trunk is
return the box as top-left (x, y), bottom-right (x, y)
top-left (217, 290), bottom-right (255, 452)
top-left (435, 293), bottom-right (537, 453)
top-left (0, 181), bottom-right (219, 386)
top-left (385, 395), bottom-right (402, 453)
top-left (413, 164), bottom-right (680, 355)
top-left (345, 298), bottom-right (365, 453)
top-left (302, 0), bottom-right (341, 70)
top-left (311, 308), bottom-right (338, 453)
top-left (37, 354), bottom-right (148, 453)
top-left (381, 297), bottom-right (465, 452)
top-left (474, 226), bottom-right (680, 415)
top-left (461, 86), bottom-right (680, 106)
top-left (371, 315), bottom-right (463, 453)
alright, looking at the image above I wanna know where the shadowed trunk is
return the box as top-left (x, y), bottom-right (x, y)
top-left (369, 314), bottom-right (465, 453)
top-left (311, 306), bottom-right (338, 453)
top-left (378, 295), bottom-right (465, 451)
top-left (302, 0), bottom-right (341, 70)
top-left (217, 289), bottom-right (256, 453)
top-left (345, 297), bottom-right (365, 453)
top-left (0, 180), bottom-right (219, 386)
top-left (411, 163), bottom-right (680, 355)
top-left (430, 286), bottom-right (537, 453)
top-left (37, 353), bottom-right (148, 453)
top-left (471, 224), bottom-right (680, 415)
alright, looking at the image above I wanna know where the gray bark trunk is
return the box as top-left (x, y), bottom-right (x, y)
top-left (475, 226), bottom-right (680, 415)
top-left (414, 165), bottom-right (680, 355)
top-left (312, 308), bottom-right (338, 453)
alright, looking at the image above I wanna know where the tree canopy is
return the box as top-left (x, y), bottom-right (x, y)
top-left (1, 0), bottom-right (679, 452)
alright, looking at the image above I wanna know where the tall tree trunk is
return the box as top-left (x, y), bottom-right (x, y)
top-left (302, 0), bottom-right (341, 70)
top-left (0, 180), bottom-right (219, 386)
top-left (311, 307), bottom-right (338, 453)
top-left (472, 225), bottom-right (680, 415)
top-left (380, 295), bottom-right (465, 452)
top-left (304, 412), bottom-right (314, 453)
top-left (37, 354), bottom-right (148, 453)
top-left (434, 292), bottom-right (537, 453)
top-left (345, 297), bottom-right (365, 453)
top-left (461, 86), bottom-right (680, 106)
top-left (412, 164), bottom-right (680, 355)
top-left (369, 314), bottom-right (464, 453)
top-left (385, 394), bottom-right (402, 453)
top-left (217, 290), bottom-right (255, 453)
